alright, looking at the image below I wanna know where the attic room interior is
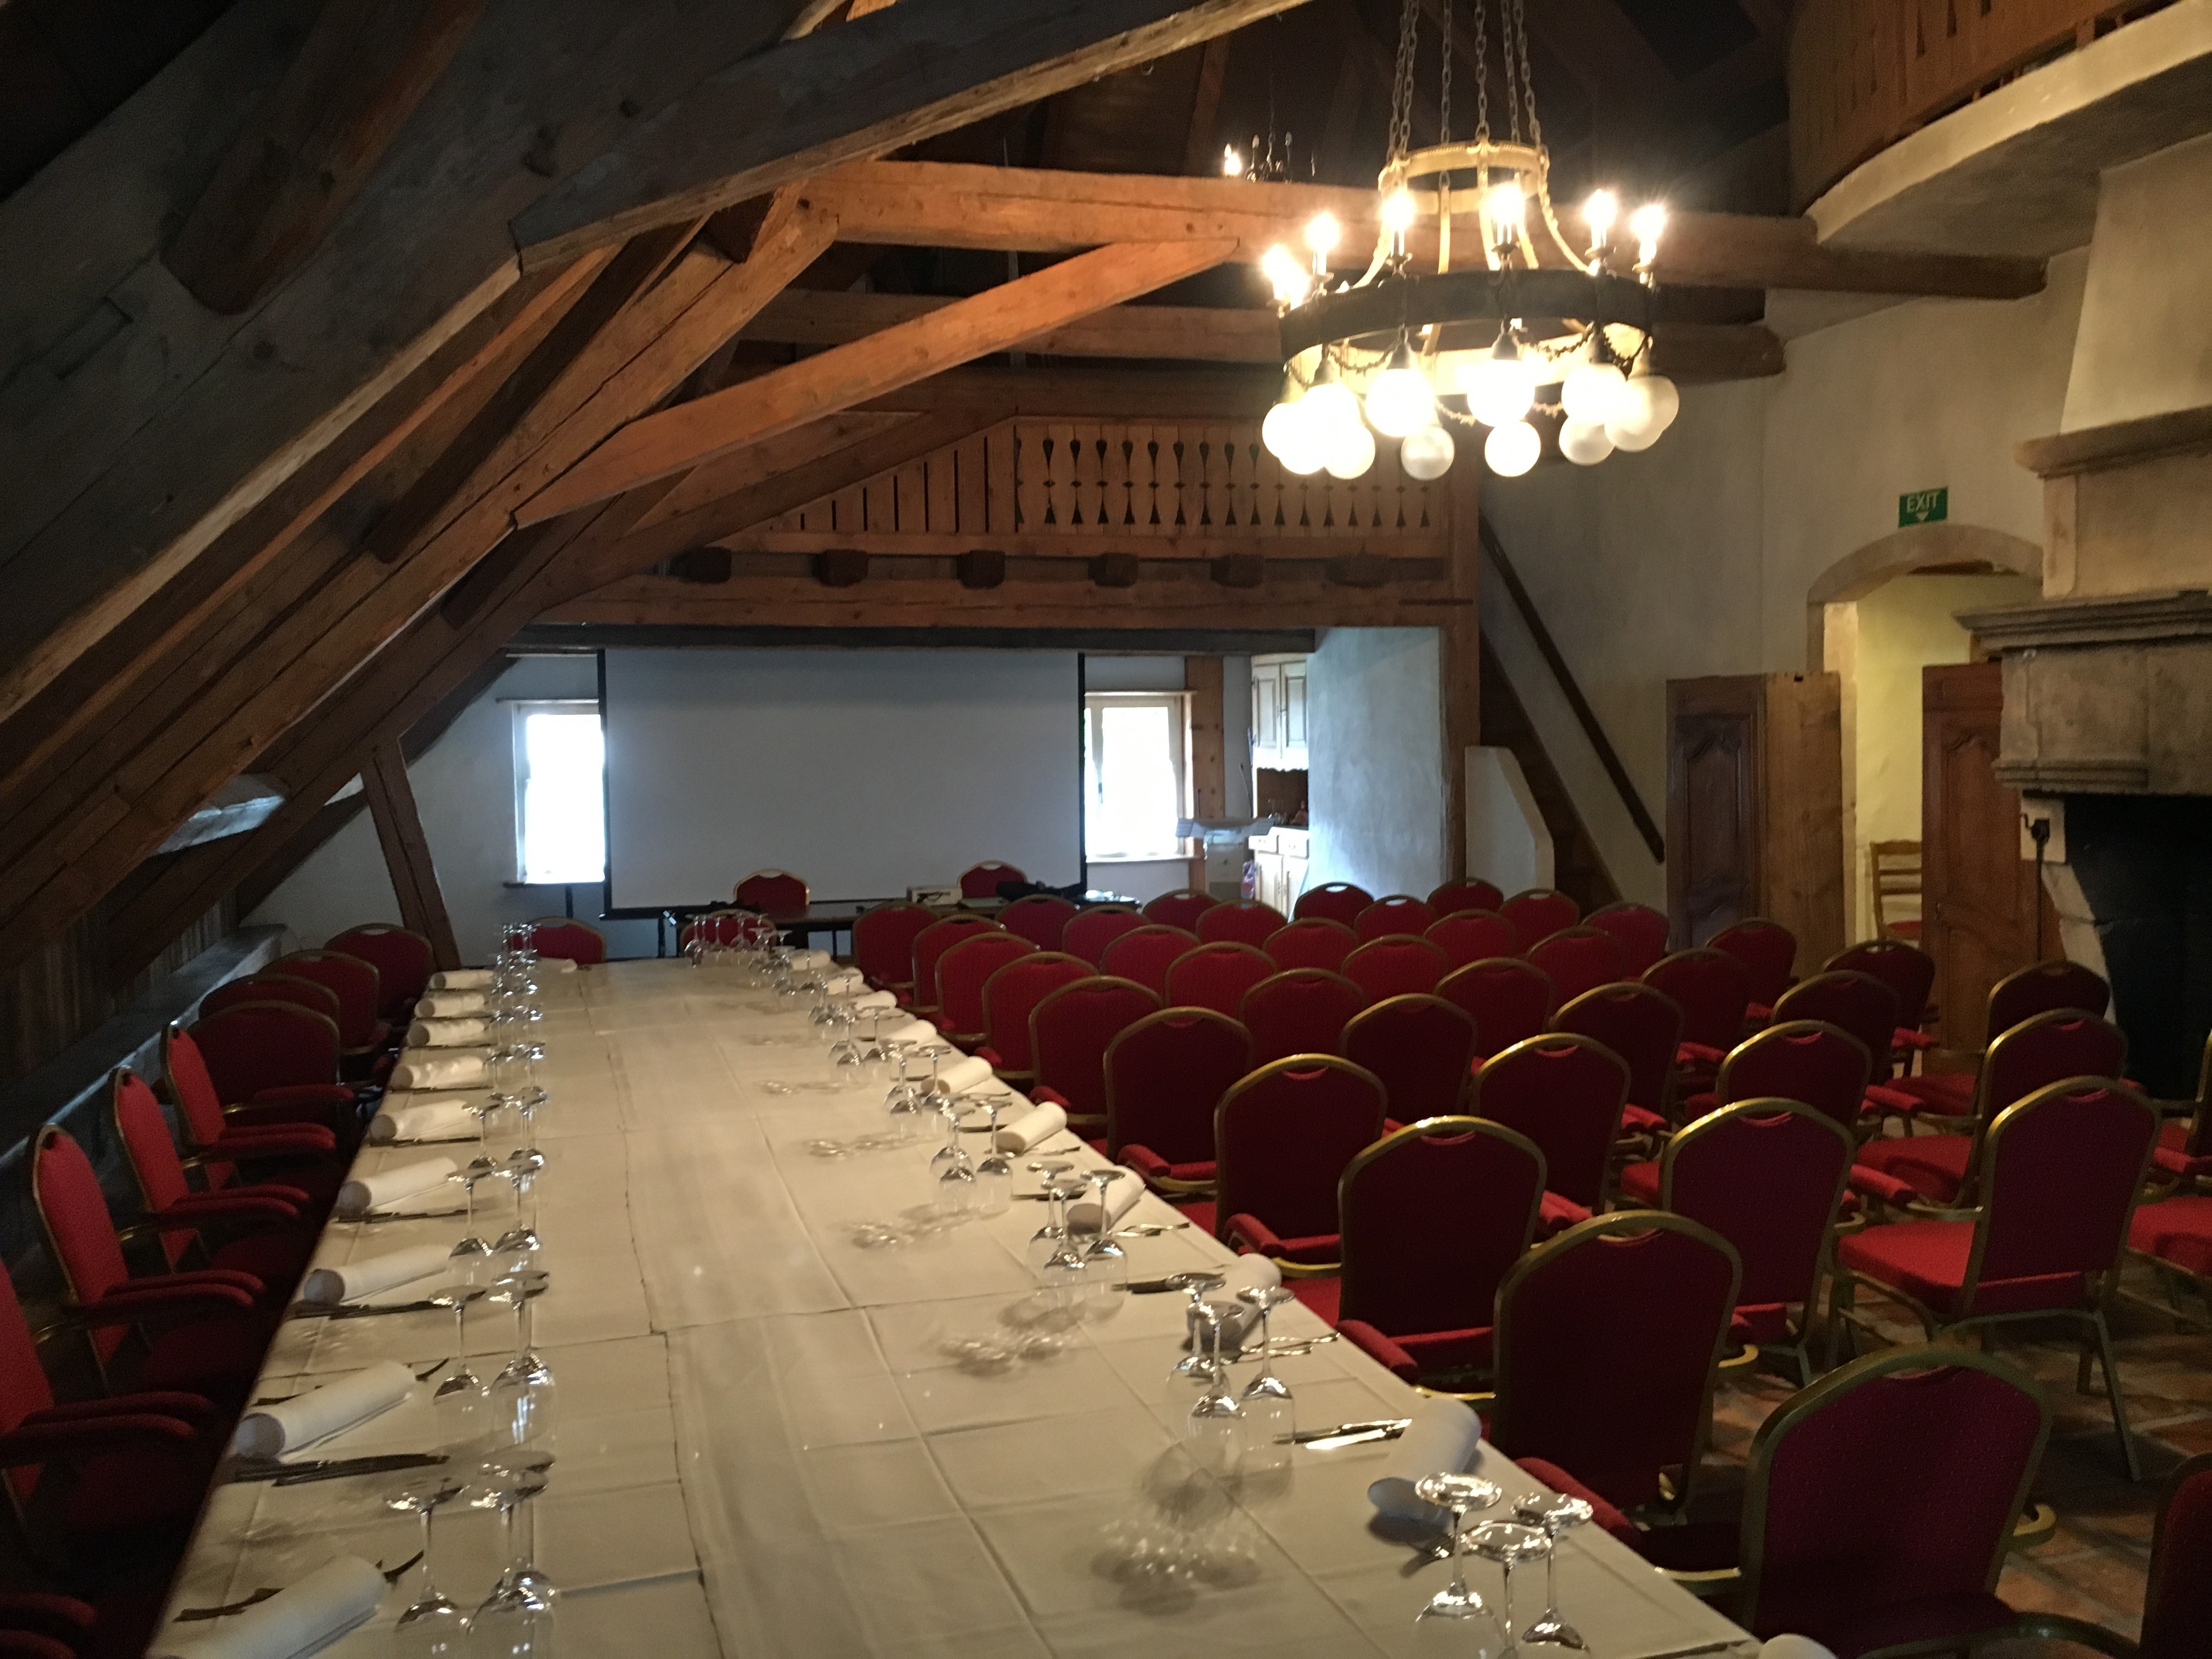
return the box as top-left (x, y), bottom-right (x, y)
top-left (2, 0), bottom-right (2211, 1652)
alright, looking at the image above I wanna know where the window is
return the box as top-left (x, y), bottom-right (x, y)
top-left (1082, 692), bottom-right (1191, 861)
top-left (512, 701), bottom-right (606, 884)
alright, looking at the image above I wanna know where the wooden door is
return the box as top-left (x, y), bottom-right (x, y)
top-left (1923, 662), bottom-right (2052, 1065)
top-left (1667, 678), bottom-right (1763, 949)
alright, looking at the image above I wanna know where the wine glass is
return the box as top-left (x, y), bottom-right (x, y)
top-left (1035, 1180), bottom-right (1090, 1304)
top-left (386, 1472), bottom-right (467, 1656)
top-left (467, 1455), bottom-right (556, 1656)
top-left (1161, 1270), bottom-right (1228, 1399)
top-left (1182, 1302), bottom-right (1246, 1478)
top-left (1412, 1474), bottom-right (1508, 1658)
top-left (1023, 1166), bottom-right (1079, 1274)
top-left (433, 1286), bottom-right (488, 1436)
top-left (973, 1098), bottom-right (1013, 1216)
top-left (487, 1268), bottom-right (556, 1450)
top-left (883, 1041), bottom-right (928, 1139)
top-left (1237, 1284), bottom-right (1296, 1457)
top-left (1466, 1520), bottom-right (1550, 1645)
top-left (930, 1103), bottom-right (977, 1216)
top-left (1077, 1167), bottom-right (1128, 1291)
top-left (1514, 1491), bottom-right (1595, 1649)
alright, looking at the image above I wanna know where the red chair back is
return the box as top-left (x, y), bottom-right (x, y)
top-left (1773, 970), bottom-right (1897, 1074)
top-left (1740, 1347), bottom-right (2046, 1645)
top-left (272, 952), bottom-right (382, 1049)
top-left (1973, 1009), bottom-right (2128, 1137)
top-left (1355, 895), bottom-right (1435, 943)
top-left (529, 918), bottom-right (606, 964)
top-left (735, 869), bottom-right (810, 917)
top-left (1343, 995), bottom-right (1476, 1124)
top-left (1525, 927), bottom-right (1629, 1005)
top-left (935, 932), bottom-right (1037, 1039)
top-left (1644, 948), bottom-right (1752, 1053)
top-left (1437, 957), bottom-right (1556, 1058)
top-left (1142, 889), bottom-right (1218, 932)
top-left (1196, 900), bottom-right (1286, 948)
top-left (1492, 1212), bottom-right (1740, 1509)
top-left (958, 860), bottom-right (1025, 899)
top-left (1985, 958), bottom-right (2111, 1042)
top-left (1502, 888), bottom-right (1579, 943)
top-left (1215, 1056), bottom-right (1387, 1254)
top-left (1262, 917), bottom-right (1356, 972)
top-left (1165, 942), bottom-right (1277, 1017)
top-left (1555, 981), bottom-right (1683, 1119)
top-left (1716, 1020), bottom-right (1873, 1133)
top-left (0, 1257), bottom-right (60, 1455)
top-left (1972, 1079), bottom-right (2155, 1299)
top-left (160, 1026), bottom-right (235, 1171)
top-left (1339, 1118), bottom-right (1544, 1338)
top-left (1063, 904), bottom-right (1143, 966)
top-left (1032, 977), bottom-right (1161, 1125)
top-left (1240, 969), bottom-right (1364, 1063)
top-left (978, 952), bottom-right (1092, 1076)
top-left (1425, 909), bottom-right (1519, 968)
top-left (1585, 901), bottom-right (1671, 976)
top-left (1293, 882), bottom-right (1372, 927)
top-left (2143, 1452), bottom-right (2212, 1659)
top-left (998, 894), bottom-right (1079, 950)
top-left (1429, 878), bottom-right (1504, 918)
top-left (1662, 1098), bottom-right (1853, 1315)
top-left (326, 923), bottom-right (432, 1018)
top-left (852, 902), bottom-right (936, 989)
top-left (1341, 935), bottom-right (1448, 1003)
top-left (29, 1130), bottom-right (134, 1362)
top-left (910, 916), bottom-right (1000, 1011)
top-left (189, 1003), bottom-right (342, 1101)
top-left (1104, 1007), bottom-right (1252, 1164)
top-left (1471, 1034), bottom-right (1629, 1209)
top-left (111, 1069), bottom-right (200, 1271)
top-left (202, 975), bottom-right (338, 1024)
top-left (1708, 917), bottom-right (1798, 1007)
top-left (1099, 924), bottom-right (1198, 998)
top-left (1826, 938), bottom-right (1936, 1032)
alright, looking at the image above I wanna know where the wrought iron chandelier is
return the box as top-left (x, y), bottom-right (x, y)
top-left (1252, 0), bottom-right (1681, 482)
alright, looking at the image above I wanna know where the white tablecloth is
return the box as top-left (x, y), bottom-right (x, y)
top-left (155, 960), bottom-right (1754, 1659)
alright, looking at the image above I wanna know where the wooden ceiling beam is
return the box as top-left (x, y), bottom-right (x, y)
top-left (856, 364), bottom-right (1280, 419)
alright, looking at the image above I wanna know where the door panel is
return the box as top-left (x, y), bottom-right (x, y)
top-left (1668, 679), bottom-right (1763, 949)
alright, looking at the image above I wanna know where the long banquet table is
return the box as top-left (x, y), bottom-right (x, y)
top-left (154, 959), bottom-right (1756, 1658)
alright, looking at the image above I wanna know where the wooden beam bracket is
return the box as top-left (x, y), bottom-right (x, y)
top-left (1211, 553), bottom-right (1264, 589)
top-left (957, 550), bottom-right (1008, 590)
top-left (1092, 551), bottom-right (1141, 588)
top-left (814, 549), bottom-right (871, 587)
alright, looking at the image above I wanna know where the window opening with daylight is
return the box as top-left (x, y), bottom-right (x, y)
top-left (1082, 692), bottom-right (1192, 861)
top-left (512, 701), bottom-right (607, 884)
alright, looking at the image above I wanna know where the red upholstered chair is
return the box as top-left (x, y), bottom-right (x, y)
top-left (934, 931), bottom-right (1039, 1046)
top-left (852, 902), bottom-right (935, 991)
top-left (1472, 1033), bottom-right (1629, 1217)
top-left (1239, 969), bottom-right (1364, 1063)
top-left (1663, 1020), bottom-right (1875, 1149)
top-left (1355, 895), bottom-right (1435, 943)
top-left (999, 894), bottom-right (1079, 950)
top-left (188, 1002), bottom-right (351, 1108)
top-left (1293, 882), bottom-right (1372, 927)
top-left (272, 950), bottom-right (390, 1059)
top-left (1196, 900), bottom-right (1286, 947)
top-left (1826, 938), bottom-right (1939, 1060)
top-left (1165, 942), bottom-right (1277, 1018)
top-left (2152, 1032), bottom-right (2212, 1187)
top-left (200, 975), bottom-right (338, 1024)
top-left (1429, 878), bottom-right (1504, 919)
top-left (1341, 934), bottom-right (1448, 1004)
top-left (529, 917), bottom-right (606, 964)
top-left (1142, 889), bottom-right (1218, 932)
top-left (1063, 904), bottom-right (1144, 966)
top-left (734, 869), bottom-right (810, 917)
top-left (1489, 1212), bottom-right (1740, 1510)
top-left (1644, 947), bottom-right (1753, 1081)
top-left (2123, 1451), bottom-right (2212, 1659)
top-left (1335, 1118), bottom-right (1545, 1388)
top-left (326, 923), bottom-right (433, 1020)
top-left (1107, 1007), bottom-right (1252, 1190)
top-left (1586, 901), bottom-right (1671, 976)
top-left (1438, 957), bottom-right (1557, 1062)
top-left (1344, 995), bottom-right (1476, 1125)
top-left (958, 860), bottom-right (1024, 900)
top-left (1708, 917), bottom-right (1798, 1015)
top-left (1525, 926), bottom-right (1630, 1006)
top-left (1030, 977), bottom-right (1161, 1132)
top-left (30, 1128), bottom-right (269, 1406)
top-left (1502, 887), bottom-right (1579, 945)
top-left (159, 1026), bottom-right (345, 1203)
top-left (1771, 970), bottom-right (1898, 1085)
top-left (1883, 959), bottom-right (2115, 1120)
top-left (975, 952), bottom-right (1092, 1083)
top-left (1554, 981), bottom-right (1683, 1136)
top-left (1263, 917), bottom-right (1357, 972)
top-left (1855, 1011), bottom-right (2128, 1208)
top-left (1215, 1056), bottom-right (1386, 1272)
top-left (1099, 924), bottom-right (1198, 998)
top-left (1834, 1077), bottom-right (2157, 1477)
top-left (1425, 909), bottom-right (1520, 968)
top-left (908, 916), bottom-right (1000, 1016)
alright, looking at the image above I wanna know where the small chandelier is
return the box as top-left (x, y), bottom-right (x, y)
top-left (1254, 0), bottom-right (1681, 481)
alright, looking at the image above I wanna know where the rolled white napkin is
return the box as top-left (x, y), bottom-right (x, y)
top-left (1066, 1172), bottom-right (1143, 1234)
top-left (886, 1019), bottom-right (937, 1045)
top-left (231, 1361), bottom-right (414, 1459)
top-left (850, 988), bottom-right (897, 1009)
top-left (932, 1054), bottom-right (996, 1097)
top-left (994, 1101), bottom-right (1067, 1153)
top-left (298, 1244), bottom-right (451, 1307)
top-left (367, 1097), bottom-right (478, 1144)
top-left (428, 969), bottom-right (496, 990)
top-left (413, 990), bottom-right (487, 1018)
top-left (545, 955), bottom-right (578, 974)
top-left (1203, 1253), bottom-right (1286, 1348)
top-left (388, 1050), bottom-right (487, 1091)
top-left (825, 972), bottom-right (866, 995)
top-left (799, 949), bottom-right (834, 969)
top-left (153, 1555), bottom-right (387, 1659)
top-left (405, 1016), bottom-right (488, 1047)
top-left (335, 1157), bottom-right (455, 1217)
top-left (1369, 1397), bottom-right (1485, 1524)
top-left (1759, 1642), bottom-right (1838, 1659)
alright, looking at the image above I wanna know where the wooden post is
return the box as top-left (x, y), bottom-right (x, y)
top-left (1438, 460), bottom-right (1481, 881)
top-left (1186, 656), bottom-right (1226, 894)
top-left (361, 738), bottom-right (461, 969)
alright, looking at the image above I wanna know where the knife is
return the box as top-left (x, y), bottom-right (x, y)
top-left (345, 1207), bottom-right (470, 1224)
top-left (233, 1451), bottom-right (447, 1485)
top-left (287, 1298), bottom-right (449, 1319)
top-left (1285, 1418), bottom-right (1413, 1451)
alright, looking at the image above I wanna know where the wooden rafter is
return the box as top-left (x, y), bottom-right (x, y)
top-left (362, 738), bottom-right (460, 970)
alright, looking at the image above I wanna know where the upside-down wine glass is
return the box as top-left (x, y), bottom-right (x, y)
top-left (387, 1472), bottom-right (467, 1657)
top-left (1182, 1302), bottom-right (1246, 1478)
top-left (1078, 1167), bottom-right (1128, 1291)
top-left (1237, 1284), bottom-right (1296, 1455)
top-left (433, 1282), bottom-right (488, 1436)
top-left (1035, 1179), bottom-right (1090, 1303)
top-left (1514, 1491), bottom-right (1595, 1649)
top-left (1410, 1474), bottom-right (1508, 1657)
top-left (974, 1098), bottom-right (1013, 1216)
top-left (1161, 1269), bottom-right (1227, 1401)
top-left (488, 1268), bottom-right (556, 1451)
top-left (467, 1458), bottom-right (556, 1657)
top-left (1023, 1164), bottom-right (1077, 1273)
top-left (930, 1102), bottom-right (976, 1215)
top-left (1468, 1520), bottom-right (1551, 1647)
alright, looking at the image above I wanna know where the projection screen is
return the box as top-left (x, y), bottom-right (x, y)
top-left (600, 648), bottom-right (1082, 911)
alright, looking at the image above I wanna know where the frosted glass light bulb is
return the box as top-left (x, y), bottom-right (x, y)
top-left (1301, 373), bottom-right (1361, 438)
top-left (1265, 396), bottom-right (1329, 475)
top-left (1364, 343), bottom-right (1436, 438)
top-left (1562, 359), bottom-right (1627, 424)
top-left (1398, 424), bottom-right (1455, 481)
top-left (1324, 422), bottom-right (1376, 479)
top-left (1607, 369), bottom-right (1680, 452)
top-left (1458, 340), bottom-right (1537, 428)
top-left (1484, 420), bottom-right (1540, 477)
top-left (1261, 398), bottom-right (1303, 460)
top-left (1559, 418), bottom-right (1615, 466)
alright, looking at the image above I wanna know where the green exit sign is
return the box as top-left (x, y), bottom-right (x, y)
top-left (1899, 487), bottom-right (1949, 526)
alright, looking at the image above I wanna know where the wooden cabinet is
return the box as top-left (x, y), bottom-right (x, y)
top-left (1250, 826), bottom-right (1310, 916)
top-left (1665, 673), bottom-right (1846, 974)
top-left (1251, 653), bottom-right (1308, 772)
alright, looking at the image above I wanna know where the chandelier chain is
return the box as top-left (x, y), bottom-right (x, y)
top-left (1438, 0), bottom-right (1453, 145)
top-left (1506, 0), bottom-right (1543, 148)
top-left (1470, 0), bottom-right (1489, 145)
top-left (1386, 0), bottom-right (1420, 162)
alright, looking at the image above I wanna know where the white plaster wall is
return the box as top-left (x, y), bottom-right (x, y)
top-left (2063, 130), bottom-right (2212, 431)
top-left (1304, 628), bottom-right (1447, 898)
top-left (1465, 746), bottom-right (1552, 897)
